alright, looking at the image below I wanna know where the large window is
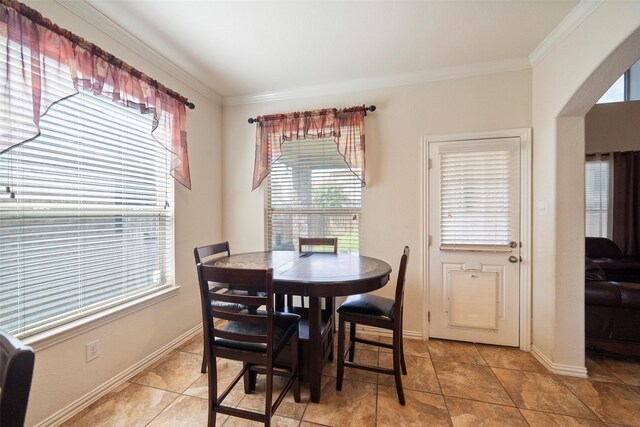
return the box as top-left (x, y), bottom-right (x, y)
top-left (265, 139), bottom-right (361, 252)
top-left (0, 91), bottom-right (174, 338)
top-left (585, 157), bottom-right (611, 238)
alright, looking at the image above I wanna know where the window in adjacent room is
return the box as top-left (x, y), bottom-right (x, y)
top-left (597, 59), bottom-right (640, 103)
top-left (265, 139), bottom-right (361, 253)
top-left (0, 91), bottom-right (174, 338)
top-left (585, 156), bottom-right (611, 237)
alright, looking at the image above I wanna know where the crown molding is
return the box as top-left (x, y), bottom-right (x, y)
top-left (223, 57), bottom-right (531, 107)
top-left (54, 0), bottom-right (223, 106)
top-left (529, 0), bottom-right (604, 67)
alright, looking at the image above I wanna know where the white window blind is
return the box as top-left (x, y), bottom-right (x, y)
top-left (440, 149), bottom-right (516, 248)
top-left (266, 139), bottom-right (361, 253)
top-left (585, 157), bottom-right (611, 238)
top-left (0, 88), bottom-right (174, 338)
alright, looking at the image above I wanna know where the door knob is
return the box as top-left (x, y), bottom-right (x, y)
top-left (508, 255), bottom-right (519, 263)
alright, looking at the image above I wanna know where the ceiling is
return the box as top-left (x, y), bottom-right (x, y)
top-left (72, 0), bottom-right (580, 103)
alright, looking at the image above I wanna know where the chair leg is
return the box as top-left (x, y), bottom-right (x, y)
top-left (201, 327), bottom-right (208, 373)
top-left (400, 317), bottom-right (407, 375)
top-left (207, 355), bottom-right (218, 427)
top-left (348, 322), bottom-right (356, 362)
top-left (265, 363), bottom-right (274, 427)
top-left (400, 346), bottom-right (407, 375)
top-left (327, 297), bottom-right (335, 362)
top-left (292, 329), bottom-right (301, 403)
top-left (392, 331), bottom-right (406, 406)
top-left (336, 317), bottom-right (346, 391)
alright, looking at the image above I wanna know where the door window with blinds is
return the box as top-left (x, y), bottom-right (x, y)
top-left (266, 139), bottom-right (361, 252)
top-left (438, 142), bottom-right (520, 251)
top-left (585, 156), bottom-right (611, 238)
top-left (0, 91), bottom-right (174, 338)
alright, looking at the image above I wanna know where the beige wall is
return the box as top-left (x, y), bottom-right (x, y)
top-left (586, 100), bottom-right (640, 154)
top-left (222, 71), bottom-right (532, 338)
top-left (532, 1), bottom-right (640, 368)
top-left (21, 2), bottom-right (222, 425)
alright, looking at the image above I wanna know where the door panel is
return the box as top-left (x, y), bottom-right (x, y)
top-left (428, 138), bottom-right (520, 346)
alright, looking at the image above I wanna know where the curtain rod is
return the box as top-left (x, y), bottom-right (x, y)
top-left (1, 0), bottom-right (195, 110)
top-left (247, 105), bottom-right (376, 124)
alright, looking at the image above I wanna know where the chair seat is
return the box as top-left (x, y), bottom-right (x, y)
top-left (337, 294), bottom-right (395, 321)
top-left (214, 311), bottom-right (300, 353)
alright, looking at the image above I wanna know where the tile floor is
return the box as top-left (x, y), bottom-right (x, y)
top-left (61, 334), bottom-right (640, 426)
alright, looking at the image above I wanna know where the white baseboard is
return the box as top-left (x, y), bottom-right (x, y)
top-left (357, 325), bottom-right (422, 340)
top-left (35, 324), bottom-right (202, 427)
top-left (530, 345), bottom-right (588, 378)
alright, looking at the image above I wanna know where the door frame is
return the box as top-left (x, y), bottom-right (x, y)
top-left (421, 128), bottom-right (532, 351)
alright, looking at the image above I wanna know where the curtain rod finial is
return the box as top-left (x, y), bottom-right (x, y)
top-left (185, 101), bottom-right (195, 110)
top-left (368, 105), bottom-right (376, 112)
top-left (248, 118), bottom-right (257, 124)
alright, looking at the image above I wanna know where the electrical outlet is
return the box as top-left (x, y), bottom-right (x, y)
top-left (86, 339), bottom-right (100, 362)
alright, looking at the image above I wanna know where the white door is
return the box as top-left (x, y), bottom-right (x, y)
top-left (428, 138), bottom-right (521, 346)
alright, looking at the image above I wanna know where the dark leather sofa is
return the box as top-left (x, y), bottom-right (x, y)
top-left (585, 256), bottom-right (640, 357)
top-left (586, 237), bottom-right (640, 282)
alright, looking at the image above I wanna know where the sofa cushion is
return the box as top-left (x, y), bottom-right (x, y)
top-left (585, 281), bottom-right (621, 307)
top-left (620, 282), bottom-right (640, 309)
top-left (586, 237), bottom-right (624, 259)
top-left (585, 257), bottom-right (607, 281)
top-left (592, 257), bottom-right (640, 282)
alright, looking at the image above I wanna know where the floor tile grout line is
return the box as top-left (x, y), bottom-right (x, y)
top-left (557, 374), bottom-right (612, 423)
top-left (515, 407), bottom-right (534, 427)
top-left (485, 364), bottom-right (520, 409)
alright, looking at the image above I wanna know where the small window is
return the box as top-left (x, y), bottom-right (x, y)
top-left (265, 139), bottom-right (361, 252)
top-left (0, 91), bottom-right (174, 338)
top-left (597, 59), bottom-right (640, 104)
top-left (585, 157), bottom-right (611, 238)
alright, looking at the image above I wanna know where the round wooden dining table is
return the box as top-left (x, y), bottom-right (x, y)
top-left (211, 251), bottom-right (392, 403)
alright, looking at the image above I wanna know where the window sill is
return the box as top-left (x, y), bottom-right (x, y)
top-left (23, 286), bottom-right (180, 352)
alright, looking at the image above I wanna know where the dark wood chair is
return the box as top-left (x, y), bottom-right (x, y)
top-left (336, 246), bottom-right (410, 404)
top-left (298, 237), bottom-right (338, 254)
top-left (196, 263), bottom-right (300, 427)
top-left (284, 237), bottom-right (338, 364)
top-left (194, 241), bottom-right (241, 373)
top-left (1, 328), bottom-right (35, 427)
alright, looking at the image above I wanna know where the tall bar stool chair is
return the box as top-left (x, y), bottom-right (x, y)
top-left (336, 246), bottom-right (410, 404)
top-left (195, 241), bottom-right (241, 373)
top-left (1, 328), bottom-right (35, 427)
top-left (287, 237), bottom-right (338, 362)
top-left (196, 263), bottom-right (300, 427)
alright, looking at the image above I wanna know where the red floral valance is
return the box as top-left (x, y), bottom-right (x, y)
top-left (252, 106), bottom-right (367, 190)
top-left (0, 0), bottom-right (191, 189)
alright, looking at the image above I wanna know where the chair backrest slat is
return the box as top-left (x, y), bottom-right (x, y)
top-left (212, 328), bottom-right (268, 344)
top-left (194, 241), bottom-right (231, 264)
top-left (299, 237), bottom-right (338, 253)
top-left (210, 291), bottom-right (265, 307)
top-left (211, 308), bottom-right (268, 325)
top-left (1, 329), bottom-right (35, 427)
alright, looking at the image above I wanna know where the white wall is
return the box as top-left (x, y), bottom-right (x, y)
top-left (222, 71), bottom-right (532, 337)
top-left (586, 100), bottom-right (640, 153)
top-left (20, 2), bottom-right (222, 425)
top-left (531, 1), bottom-right (640, 369)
